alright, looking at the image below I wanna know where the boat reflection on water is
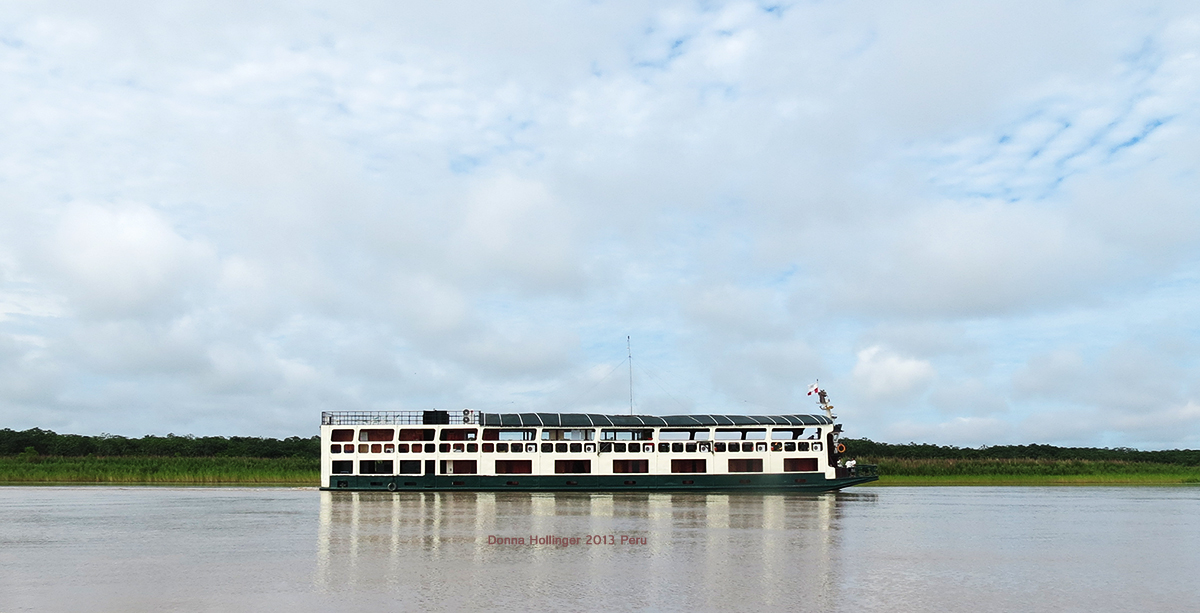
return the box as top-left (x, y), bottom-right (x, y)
top-left (315, 490), bottom-right (877, 609)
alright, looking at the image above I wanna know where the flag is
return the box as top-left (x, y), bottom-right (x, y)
top-left (807, 382), bottom-right (821, 396)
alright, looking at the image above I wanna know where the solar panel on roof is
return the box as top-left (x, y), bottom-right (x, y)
top-left (479, 412), bottom-right (831, 427)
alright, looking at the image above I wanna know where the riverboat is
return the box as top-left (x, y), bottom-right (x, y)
top-left (319, 391), bottom-right (878, 492)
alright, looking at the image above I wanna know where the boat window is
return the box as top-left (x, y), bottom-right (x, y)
top-left (728, 459), bottom-right (763, 473)
top-left (398, 460), bottom-right (421, 474)
top-left (698, 442), bottom-right (711, 452)
top-left (370, 444), bottom-right (382, 453)
top-left (331, 460), bottom-right (352, 474)
top-left (742, 442), bottom-right (755, 452)
top-left (659, 430), bottom-right (693, 440)
top-left (744, 430), bottom-right (767, 440)
top-left (671, 459), bottom-right (706, 473)
top-left (554, 460), bottom-right (591, 474)
top-left (771, 429), bottom-right (804, 440)
top-left (542, 429), bottom-right (595, 441)
top-left (601, 429), bottom-right (653, 441)
top-left (439, 443), bottom-right (451, 453)
top-left (384, 444), bottom-right (395, 453)
top-left (398, 429), bottom-right (434, 441)
top-left (483, 429), bottom-right (536, 441)
top-left (600, 442), bottom-right (613, 453)
top-left (496, 443), bottom-right (509, 452)
top-left (685, 443), bottom-right (697, 452)
top-left (714, 430), bottom-right (745, 440)
top-left (541, 443), bottom-right (553, 453)
top-left (424, 444), bottom-right (435, 453)
top-left (555, 443), bottom-right (568, 453)
top-left (443, 460), bottom-right (477, 475)
top-left (612, 459), bottom-right (649, 473)
top-left (330, 429), bottom-right (354, 442)
top-left (510, 443), bottom-right (523, 454)
top-left (467, 443), bottom-right (478, 452)
top-left (358, 444), bottom-right (369, 453)
top-left (330, 445), bottom-right (341, 454)
top-left (359, 460), bottom-right (393, 474)
top-left (495, 460), bottom-right (532, 474)
top-left (671, 443), bottom-right (684, 453)
top-left (440, 429), bottom-right (477, 441)
top-left (359, 429), bottom-right (395, 442)
top-left (452, 443), bottom-right (465, 452)
top-left (714, 442), bottom-right (726, 452)
top-left (784, 442), bottom-right (795, 452)
top-left (397, 444), bottom-right (409, 453)
top-left (784, 458), bottom-right (818, 472)
top-left (482, 443), bottom-right (494, 453)
top-left (797, 442), bottom-right (810, 451)
top-left (658, 443), bottom-right (669, 453)
top-left (613, 443), bottom-right (626, 453)
top-left (343, 444), bottom-right (354, 453)
top-left (806, 428), bottom-right (823, 440)
top-left (570, 443), bottom-right (582, 453)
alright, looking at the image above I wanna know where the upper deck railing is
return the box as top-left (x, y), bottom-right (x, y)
top-left (321, 410), bottom-right (479, 426)
top-left (321, 410), bottom-right (833, 427)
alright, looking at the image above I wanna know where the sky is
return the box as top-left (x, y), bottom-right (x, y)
top-left (2, 1), bottom-right (1199, 449)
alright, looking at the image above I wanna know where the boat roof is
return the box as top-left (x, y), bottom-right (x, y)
top-left (479, 413), bottom-right (833, 428)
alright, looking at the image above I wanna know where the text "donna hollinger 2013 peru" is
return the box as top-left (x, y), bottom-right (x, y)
top-left (487, 534), bottom-right (647, 547)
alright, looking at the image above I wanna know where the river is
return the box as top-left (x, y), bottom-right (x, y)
top-left (1, 486), bottom-right (1196, 612)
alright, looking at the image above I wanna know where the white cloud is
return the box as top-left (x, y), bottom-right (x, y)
top-left (0, 2), bottom-right (1198, 447)
top-left (852, 346), bottom-right (936, 401)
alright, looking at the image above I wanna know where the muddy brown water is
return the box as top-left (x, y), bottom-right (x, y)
top-left (0, 486), bottom-right (1196, 612)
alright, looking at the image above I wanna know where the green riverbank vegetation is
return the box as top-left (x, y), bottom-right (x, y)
top-left (0, 455), bottom-right (319, 484)
top-left (0, 428), bottom-right (319, 484)
top-left (3, 429), bottom-right (1199, 485)
top-left (843, 439), bottom-right (1200, 485)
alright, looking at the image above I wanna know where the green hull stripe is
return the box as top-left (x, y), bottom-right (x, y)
top-left (322, 472), bottom-right (877, 492)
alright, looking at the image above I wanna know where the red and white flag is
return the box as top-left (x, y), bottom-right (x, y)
top-left (807, 382), bottom-right (821, 396)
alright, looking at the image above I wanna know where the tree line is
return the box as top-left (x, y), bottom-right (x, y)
top-left (0, 428), bottom-right (319, 459)
top-left (5, 428), bottom-right (1198, 464)
top-left (843, 438), bottom-right (1200, 465)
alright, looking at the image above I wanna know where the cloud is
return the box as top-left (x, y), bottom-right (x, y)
top-left (0, 2), bottom-right (1199, 448)
top-left (41, 203), bottom-right (215, 319)
top-left (852, 346), bottom-right (936, 401)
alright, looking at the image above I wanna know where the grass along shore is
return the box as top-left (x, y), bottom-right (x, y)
top-left (0, 456), bottom-right (319, 485)
top-left (2, 454), bottom-right (1199, 486)
top-left (860, 457), bottom-right (1200, 485)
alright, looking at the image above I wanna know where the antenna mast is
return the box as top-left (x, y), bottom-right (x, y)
top-left (627, 336), bottom-right (634, 415)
